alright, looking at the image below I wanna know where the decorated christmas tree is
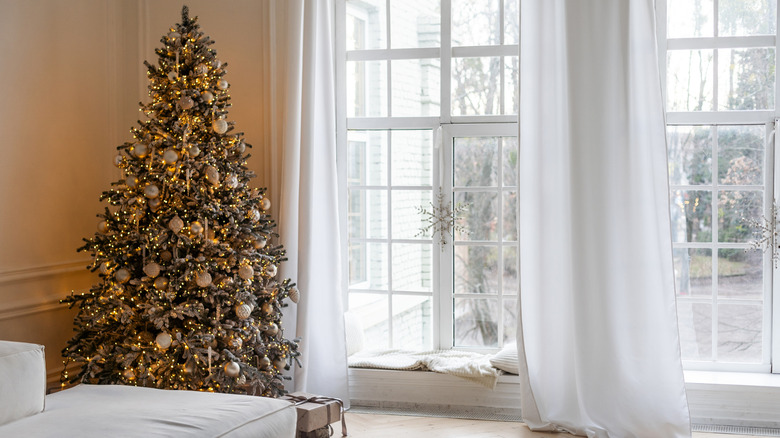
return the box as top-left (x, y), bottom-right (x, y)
top-left (61, 6), bottom-right (300, 397)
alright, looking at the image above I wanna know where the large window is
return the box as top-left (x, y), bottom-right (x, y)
top-left (337, 0), bottom-right (519, 352)
top-left (660, 0), bottom-right (779, 372)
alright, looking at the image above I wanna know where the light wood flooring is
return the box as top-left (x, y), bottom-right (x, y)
top-left (344, 412), bottom-right (761, 438)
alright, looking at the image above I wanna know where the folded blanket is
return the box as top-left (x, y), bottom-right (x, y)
top-left (348, 349), bottom-right (500, 389)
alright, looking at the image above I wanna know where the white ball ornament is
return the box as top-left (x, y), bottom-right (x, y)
top-left (114, 155), bottom-right (123, 167)
top-left (274, 357), bottom-right (286, 370)
top-left (264, 264), bottom-right (278, 278)
top-left (213, 59), bottom-right (222, 69)
top-left (155, 332), bottom-right (172, 350)
top-left (205, 166), bottom-right (220, 185)
top-left (143, 262), bottom-right (161, 278)
top-left (260, 197), bottom-right (271, 211)
top-left (126, 175), bottom-right (138, 188)
top-left (97, 220), bottom-right (108, 234)
top-left (236, 142), bottom-right (246, 154)
top-left (225, 174), bottom-right (238, 189)
top-left (154, 276), bottom-right (169, 290)
top-left (248, 209), bottom-right (260, 222)
top-left (144, 184), bottom-right (160, 199)
top-left (212, 119), bottom-right (228, 134)
top-left (224, 361), bottom-right (240, 377)
top-left (195, 272), bottom-right (212, 288)
top-left (188, 145), bottom-right (200, 157)
top-left (168, 216), bottom-right (184, 233)
top-left (288, 286), bottom-right (300, 304)
top-left (115, 268), bottom-right (130, 284)
top-left (238, 265), bottom-right (254, 280)
top-left (254, 236), bottom-right (267, 249)
top-left (259, 357), bottom-right (271, 369)
top-left (99, 262), bottom-right (110, 275)
top-left (202, 91), bottom-right (214, 103)
top-left (217, 79), bottom-right (229, 90)
top-left (229, 337), bottom-right (243, 349)
top-left (235, 304), bottom-right (252, 319)
top-left (163, 149), bottom-right (179, 165)
top-left (178, 96), bottom-right (194, 110)
top-left (265, 323), bottom-right (279, 336)
top-left (190, 221), bottom-right (204, 235)
top-left (133, 144), bottom-right (148, 158)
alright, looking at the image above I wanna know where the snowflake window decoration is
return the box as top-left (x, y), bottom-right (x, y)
top-left (745, 202), bottom-right (780, 267)
top-left (415, 189), bottom-right (470, 250)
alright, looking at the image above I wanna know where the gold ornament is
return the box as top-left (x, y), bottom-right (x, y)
top-left (190, 221), bottom-right (204, 235)
top-left (265, 323), bottom-right (279, 336)
top-left (155, 332), bottom-right (172, 350)
top-left (154, 276), bottom-right (169, 290)
top-left (97, 220), bottom-right (108, 234)
top-left (133, 144), bottom-right (148, 158)
top-left (163, 149), bottom-right (179, 165)
top-left (273, 357), bottom-right (286, 371)
top-left (160, 250), bottom-right (172, 262)
top-left (253, 236), bottom-right (267, 249)
top-left (126, 175), bottom-right (139, 188)
top-left (224, 361), bottom-right (240, 377)
top-left (148, 197), bottom-right (162, 211)
top-left (259, 357), bottom-right (271, 370)
top-left (238, 265), bottom-right (254, 280)
top-left (115, 268), bottom-right (130, 284)
top-left (195, 272), bottom-right (212, 288)
top-left (143, 262), bottom-right (161, 278)
top-left (212, 119), bottom-right (228, 134)
top-left (217, 79), bottom-right (229, 90)
top-left (260, 197), bottom-right (271, 211)
top-left (99, 262), bottom-right (110, 275)
top-left (235, 303), bottom-right (252, 319)
top-left (262, 302), bottom-right (273, 315)
top-left (178, 96), bottom-right (194, 110)
top-left (205, 166), bottom-right (220, 185)
top-left (168, 216), bottom-right (184, 233)
top-left (144, 184), bottom-right (160, 199)
top-left (188, 145), bottom-right (200, 157)
top-left (201, 91), bottom-right (214, 103)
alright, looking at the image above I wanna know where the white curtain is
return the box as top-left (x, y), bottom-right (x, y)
top-left (256, 0), bottom-right (350, 405)
top-left (517, 1), bottom-right (689, 436)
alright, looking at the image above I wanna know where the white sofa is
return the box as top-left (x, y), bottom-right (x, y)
top-left (0, 340), bottom-right (297, 437)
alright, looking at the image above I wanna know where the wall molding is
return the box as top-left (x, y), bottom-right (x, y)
top-left (0, 297), bottom-right (74, 322)
top-left (0, 260), bottom-right (90, 285)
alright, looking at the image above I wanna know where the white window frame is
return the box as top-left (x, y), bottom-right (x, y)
top-left (336, 0), bottom-right (519, 353)
top-left (657, 0), bottom-right (779, 373)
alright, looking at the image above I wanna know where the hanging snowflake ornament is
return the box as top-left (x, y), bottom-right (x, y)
top-left (744, 201), bottom-right (780, 267)
top-left (415, 189), bottom-right (470, 250)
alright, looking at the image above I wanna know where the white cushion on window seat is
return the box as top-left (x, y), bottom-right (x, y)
top-left (489, 343), bottom-right (519, 375)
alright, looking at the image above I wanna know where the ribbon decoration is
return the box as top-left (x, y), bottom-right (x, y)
top-left (284, 394), bottom-right (348, 437)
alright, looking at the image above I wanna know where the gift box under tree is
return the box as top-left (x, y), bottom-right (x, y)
top-left (283, 392), bottom-right (347, 437)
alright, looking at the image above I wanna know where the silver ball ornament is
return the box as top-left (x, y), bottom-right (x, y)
top-left (254, 236), bottom-right (267, 249)
top-left (114, 155), bottom-right (123, 167)
top-left (202, 91), bottom-right (214, 103)
top-left (195, 272), bottom-right (212, 288)
top-left (259, 357), bottom-right (271, 369)
top-left (273, 357), bottom-right (286, 371)
top-left (143, 184), bottom-right (160, 199)
top-left (178, 96), bottom-right (194, 110)
top-left (212, 119), bottom-right (228, 134)
top-left (230, 337), bottom-right (243, 349)
top-left (188, 145), bottom-right (200, 157)
top-left (225, 174), bottom-right (238, 189)
top-left (205, 166), bottom-right (220, 185)
top-left (143, 262), bottom-right (161, 278)
top-left (97, 220), bottom-right (108, 234)
top-left (99, 262), bottom-right (110, 275)
top-left (235, 304), bottom-right (252, 319)
top-left (115, 268), bottom-right (130, 284)
top-left (265, 323), bottom-right (279, 336)
top-left (224, 361), bottom-right (240, 377)
top-left (264, 264), bottom-right (277, 278)
top-left (195, 64), bottom-right (208, 75)
top-left (248, 209), bottom-right (260, 222)
top-left (238, 265), bottom-right (254, 280)
top-left (126, 175), bottom-right (138, 187)
top-left (155, 332), bottom-right (172, 350)
top-left (261, 197), bottom-right (271, 211)
top-left (168, 216), bottom-right (184, 233)
top-left (133, 144), bottom-right (148, 158)
top-left (163, 149), bottom-right (179, 165)
top-left (217, 79), bottom-right (229, 90)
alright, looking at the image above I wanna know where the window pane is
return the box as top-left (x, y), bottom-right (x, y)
top-left (455, 191), bottom-right (498, 241)
top-left (503, 191), bottom-right (517, 241)
top-left (392, 295), bottom-right (433, 349)
top-left (667, 50), bottom-right (714, 111)
top-left (454, 137), bottom-right (499, 187)
top-left (393, 243), bottom-right (433, 292)
top-left (392, 190), bottom-right (431, 239)
top-left (718, 125), bottom-right (765, 185)
top-left (390, 0), bottom-right (440, 48)
top-left (347, 0), bottom-right (386, 50)
top-left (350, 293), bottom-right (389, 350)
top-left (454, 298), bottom-right (498, 347)
top-left (504, 56), bottom-right (519, 115)
top-left (391, 59), bottom-right (441, 117)
top-left (718, 190), bottom-right (762, 242)
top-left (348, 189), bottom-right (387, 239)
top-left (392, 130), bottom-right (433, 186)
top-left (718, 249), bottom-right (763, 299)
top-left (674, 248), bottom-right (712, 297)
top-left (670, 190), bottom-right (713, 243)
top-left (718, 303), bottom-right (763, 363)
top-left (503, 246), bottom-right (518, 295)
top-left (667, 0), bottom-right (714, 38)
top-left (503, 137), bottom-right (518, 187)
top-left (678, 302), bottom-right (712, 361)
top-left (347, 60), bottom-right (387, 117)
top-left (454, 245), bottom-right (498, 294)
top-left (348, 130), bottom-right (387, 186)
top-left (504, 0), bottom-right (519, 44)
top-left (667, 125), bottom-right (712, 186)
top-left (717, 48), bottom-right (775, 110)
top-left (719, 0), bottom-right (777, 36)
top-left (452, 57), bottom-right (501, 116)
top-left (349, 243), bottom-right (388, 289)
top-left (452, 0), bottom-right (500, 46)
top-left (503, 299), bottom-right (517, 344)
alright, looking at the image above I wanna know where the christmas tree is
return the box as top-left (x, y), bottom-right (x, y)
top-left (61, 6), bottom-right (300, 397)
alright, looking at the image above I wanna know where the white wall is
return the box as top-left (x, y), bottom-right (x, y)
top-left (0, 0), bottom-right (269, 387)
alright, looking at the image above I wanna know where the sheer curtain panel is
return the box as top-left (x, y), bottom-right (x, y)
top-left (257, 0), bottom-right (350, 405)
top-left (517, 1), bottom-right (690, 436)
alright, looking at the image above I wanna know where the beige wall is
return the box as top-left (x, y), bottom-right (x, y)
top-left (0, 0), bottom-right (270, 387)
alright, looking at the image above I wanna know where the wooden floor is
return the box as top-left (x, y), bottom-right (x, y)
top-left (344, 412), bottom-right (760, 438)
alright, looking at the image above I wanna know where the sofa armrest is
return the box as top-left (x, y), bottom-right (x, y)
top-left (0, 340), bottom-right (46, 426)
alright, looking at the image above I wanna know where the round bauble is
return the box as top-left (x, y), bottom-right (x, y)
top-left (236, 142), bottom-right (246, 154)
top-left (195, 272), bottom-right (212, 288)
top-left (238, 265), bottom-right (254, 280)
top-left (288, 286), bottom-right (300, 304)
top-left (168, 71), bottom-right (177, 81)
top-left (126, 175), bottom-right (138, 188)
top-left (217, 79), bottom-right (229, 90)
top-left (254, 236), bottom-right (267, 249)
top-left (260, 197), bottom-right (271, 211)
top-left (190, 221), bottom-right (204, 235)
top-left (262, 302), bottom-right (273, 315)
top-left (213, 59), bottom-right (222, 69)
top-left (265, 323), bottom-right (279, 336)
top-left (188, 145), bottom-right (200, 157)
top-left (160, 251), bottom-right (172, 262)
top-left (178, 96), bottom-right (194, 110)
top-left (248, 209), bottom-right (260, 222)
top-left (224, 361), bottom-right (240, 377)
top-left (205, 166), bottom-right (220, 185)
top-left (133, 144), bottom-right (148, 158)
top-left (212, 119), bottom-right (228, 134)
top-left (154, 276), bottom-right (169, 290)
top-left (225, 174), bottom-right (238, 189)
top-left (264, 264), bottom-right (277, 278)
top-left (143, 262), bottom-right (161, 278)
top-left (229, 337), bottom-right (243, 349)
top-left (115, 268), bottom-right (130, 284)
top-left (235, 303), bottom-right (252, 320)
top-left (273, 357), bottom-right (286, 371)
top-left (144, 184), bottom-right (160, 199)
top-left (202, 91), bottom-right (214, 103)
top-left (99, 262), bottom-right (110, 275)
top-left (114, 155), bottom-right (123, 167)
top-left (168, 216), bottom-right (184, 233)
top-left (259, 357), bottom-right (271, 370)
top-left (148, 197), bottom-right (162, 211)
top-left (162, 149), bottom-right (179, 165)
top-left (155, 332), bottom-right (172, 350)
top-left (97, 220), bottom-right (108, 234)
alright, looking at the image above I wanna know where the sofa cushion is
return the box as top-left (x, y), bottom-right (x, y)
top-left (489, 342), bottom-right (519, 375)
top-left (0, 340), bottom-right (46, 426)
